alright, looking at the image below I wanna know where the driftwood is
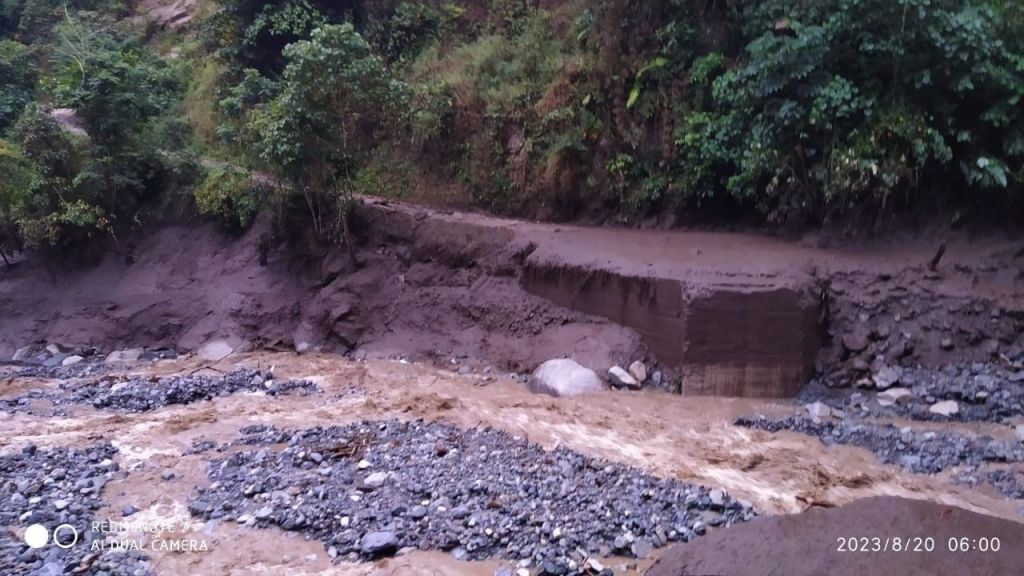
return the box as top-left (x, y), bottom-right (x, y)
top-left (928, 241), bottom-right (947, 271)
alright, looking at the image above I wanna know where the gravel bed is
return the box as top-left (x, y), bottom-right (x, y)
top-left (0, 369), bottom-right (320, 415)
top-left (801, 362), bottom-right (1024, 424)
top-left (0, 443), bottom-right (153, 576)
top-left (189, 420), bottom-right (755, 575)
top-left (735, 416), bottom-right (1024, 474)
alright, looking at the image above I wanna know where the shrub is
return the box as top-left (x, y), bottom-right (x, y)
top-left (194, 166), bottom-right (261, 229)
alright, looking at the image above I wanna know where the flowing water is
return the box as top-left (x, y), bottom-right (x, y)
top-left (3, 352), bottom-right (1020, 575)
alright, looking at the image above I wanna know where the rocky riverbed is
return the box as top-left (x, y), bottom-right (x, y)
top-left (800, 359), bottom-right (1024, 424)
top-left (189, 420), bottom-right (754, 575)
top-left (0, 369), bottom-right (320, 416)
top-left (736, 416), bottom-right (1024, 475)
top-left (0, 443), bottom-right (153, 576)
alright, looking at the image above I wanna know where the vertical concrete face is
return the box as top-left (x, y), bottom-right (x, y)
top-left (520, 265), bottom-right (686, 365)
top-left (681, 289), bottom-right (822, 397)
top-left (521, 263), bottom-right (822, 398)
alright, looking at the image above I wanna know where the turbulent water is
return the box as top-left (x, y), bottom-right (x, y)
top-left (2, 352), bottom-right (1021, 575)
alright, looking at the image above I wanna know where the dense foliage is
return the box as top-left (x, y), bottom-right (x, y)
top-left (3, 0), bottom-right (1023, 261)
top-left (0, 4), bottom-right (196, 256)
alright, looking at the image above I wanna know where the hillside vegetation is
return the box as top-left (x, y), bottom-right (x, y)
top-left (2, 0), bottom-right (1023, 259)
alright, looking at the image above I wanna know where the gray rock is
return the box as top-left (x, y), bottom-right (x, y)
top-left (929, 400), bottom-right (959, 417)
top-left (12, 345), bottom-right (33, 361)
top-left (877, 387), bottom-right (913, 407)
top-left (198, 339), bottom-right (234, 362)
top-left (528, 359), bottom-right (604, 397)
top-left (61, 355), bottom-right (85, 367)
top-left (105, 348), bottom-right (143, 364)
top-left (362, 472), bottom-right (388, 490)
top-left (872, 366), bottom-right (901, 390)
top-left (805, 401), bottom-right (832, 422)
top-left (628, 361), bottom-right (648, 383)
top-left (360, 531), bottom-right (399, 557)
top-left (45, 343), bottom-right (69, 355)
top-left (842, 330), bottom-right (870, 353)
top-left (608, 366), bottom-right (640, 389)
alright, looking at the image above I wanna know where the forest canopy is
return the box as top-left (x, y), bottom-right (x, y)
top-left (2, 0), bottom-right (1023, 259)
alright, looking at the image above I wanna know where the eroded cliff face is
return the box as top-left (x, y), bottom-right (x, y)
top-left (2, 198), bottom-right (1020, 398)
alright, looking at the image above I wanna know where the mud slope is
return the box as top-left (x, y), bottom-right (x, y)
top-left (2, 198), bottom-right (1022, 397)
top-left (647, 496), bottom-right (1024, 576)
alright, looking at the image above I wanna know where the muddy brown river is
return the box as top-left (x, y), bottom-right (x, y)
top-left (3, 351), bottom-right (1020, 575)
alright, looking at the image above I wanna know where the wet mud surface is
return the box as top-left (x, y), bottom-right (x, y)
top-left (647, 496), bottom-right (1024, 576)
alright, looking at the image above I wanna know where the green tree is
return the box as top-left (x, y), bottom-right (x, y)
top-left (249, 23), bottom-right (408, 244)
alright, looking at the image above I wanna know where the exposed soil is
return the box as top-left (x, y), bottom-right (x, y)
top-left (2, 198), bottom-right (1021, 398)
top-left (1, 201), bottom-right (1023, 574)
top-left (646, 496), bottom-right (1024, 576)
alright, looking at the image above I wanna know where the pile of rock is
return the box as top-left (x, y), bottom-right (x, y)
top-left (607, 361), bottom-right (657, 390)
top-left (0, 443), bottom-right (153, 575)
top-left (737, 415), bottom-right (1024, 475)
top-left (823, 267), bottom-right (1022, 389)
top-left (528, 359), bottom-right (661, 398)
top-left (7, 343), bottom-right (182, 380)
top-left (0, 369), bottom-right (320, 415)
top-left (802, 360), bottom-right (1024, 424)
top-left (63, 369), bottom-right (318, 412)
top-left (189, 420), bottom-right (754, 575)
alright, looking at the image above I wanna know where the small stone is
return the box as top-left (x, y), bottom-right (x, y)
top-left (929, 400), bottom-right (959, 417)
top-left (54, 499), bottom-right (69, 510)
top-left (608, 366), bottom-right (640, 389)
top-left (940, 337), bottom-right (955, 350)
top-left (877, 387), bottom-right (914, 407)
top-left (61, 355), bottom-right (85, 367)
top-left (198, 339), bottom-right (234, 362)
top-left (46, 343), bottom-right (69, 355)
top-left (361, 472), bottom-right (388, 490)
top-left (254, 506), bottom-right (274, 520)
top-left (105, 348), bottom-right (143, 363)
top-left (805, 401), bottom-right (832, 422)
top-left (1015, 425), bottom-right (1024, 443)
top-left (122, 505), bottom-right (138, 517)
top-left (160, 471), bottom-right (176, 481)
top-left (842, 330), bottom-right (870, 353)
top-left (12, 345), bottom-right (32, 361)
top-left (628, 360), bottom-right (647, 383)
top-left (708, 489), bottom-right (725, 509)
top-left (360, 531), bottom-right (399, 557)
top-left (872, 366), bottom-right (901, 390)
top-left (357, 459), bottom-right (371, 470)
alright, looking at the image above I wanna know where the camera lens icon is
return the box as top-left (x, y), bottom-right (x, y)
top-left (23, 524), bottom-right (79, 549)
top-left (54, 524), bottom-right (79, 548)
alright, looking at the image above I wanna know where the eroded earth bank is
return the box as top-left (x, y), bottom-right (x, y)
top-left (1, 200), bottom-right (1023, 575)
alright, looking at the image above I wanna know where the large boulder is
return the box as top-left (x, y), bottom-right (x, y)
top-left (528, 359), bottom-right (604, 397)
